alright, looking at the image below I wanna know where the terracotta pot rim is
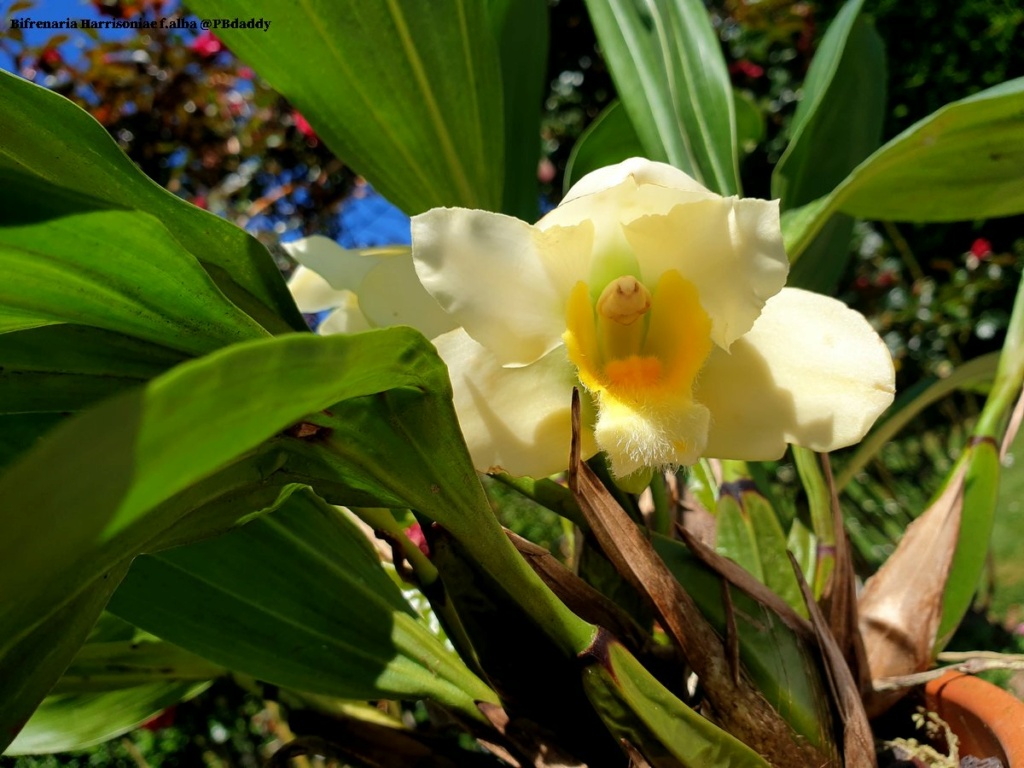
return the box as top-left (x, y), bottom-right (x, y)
top-left (924, 670), bottom-right (1024, 766)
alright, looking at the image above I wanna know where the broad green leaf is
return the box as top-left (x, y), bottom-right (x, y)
top-left (6, 682), bottom-right (209, 755)
top-left (186, 0), bottom-right (504, 214)
top-left (109, 491), bottom-right (497, 719)
top-left (487, 0), bottom-right (548, 221)
top-left (0, 71), bottom-right (304, 333)
top-left (715, 479), bottom-right (807, 616)
top-left (0, 325), bottom-right (186, 416)
top-left (773, 0), bottom-right (886, 208)
top-left (0, 202), bottom-right (268, 354)
top-left (776, 0), bottom-right (886, 292)
top-left (652, 534), bottom-right (835, 752)
top-left (564, 100), bottom-right (645, 193)
top-left (0, 329), bottom-right (458, 747)
top-left (582, 635), bottom-right (770, 768)
top-left (52, 638), bottom-right (223, 694)
top-left (584, 0), bottom-right (740, 194)
top-left (1, 563), bottom-right (129, 754)
top-left (786, 78), bottom-right (1024, 258)
top-left (0, 413), bottom-right (66, 471)
top-left (733, 90), bottom-right (765, 154)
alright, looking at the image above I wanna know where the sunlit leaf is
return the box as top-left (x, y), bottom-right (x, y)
top-left (0, 329), bottom-right (458, 747)
top-left (583, 0), bottom-right (740, 194)
top-left (109, 491), bottom-right (496, 718)
top-left (582, 634), bottom-right (770, 768)
top-left (715, 468), bottom-right (806, 616)
top-left (6, 683), bottom-right (209, 756)
top-left (784, 78), bottom-right (1024, 257)
top-left (0, 202), bottom-right (268, 353)
top-left (185, 0), bottom-right (505, 214)
top-left (775, 0), bottom-right (886, 291)
top-left (487, 0), bottom-right (548, 221)
top-left (0, 71), bottom-right (304, 332)
top-left (564, 100), bottom-right (645, 193)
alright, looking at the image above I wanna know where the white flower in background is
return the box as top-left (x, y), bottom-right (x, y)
top-left (288, 158), bottom-right (895, 479)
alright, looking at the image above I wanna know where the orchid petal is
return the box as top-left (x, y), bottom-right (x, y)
top-left (624, 197), bottom-right (788, 349)
top-left (318, 296), bottom-right (373, 335)
top-left (433, 329), bottom-right (595, 478)
top-left (287, 265), bottom-right (351, 314)
top-left (283, 235), bottom-right (377, 290)
top-left (359, 255), bottom-right (457, 339)
top-left (696, 288), bottom-right (896, 459)
top-left (560, 157), bottom-right (712, 206)
top-left (413, 208), bottom-right (593, 367)
top-left (540, 162), bottom-right (713, 242)
top-left (286, 235), bottom-right (454, 338)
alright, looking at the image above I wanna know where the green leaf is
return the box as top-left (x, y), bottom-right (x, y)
top-left (773, 1), bottom-right (886, 208)
top-left (774, 0), bottom-right (886, 292)
top-left (785, 78), bottom-right (1024, 258)
top-left (0, 329), bottom-right (457, 747)
top-left (6, 682), bottom-right (209, 755)
top-left (0, 413), bottom-right (66, 471)
top-left (790, 448), bottom-right (837, 600)
top-left (583, 0), bottom-right (740, 194)
top-left (186, 0), bottom-right (505, 214)
top-left (715, 481), bottom-right (807, 616)
top-left (109, 491), bottom-right (496, 719)
top-left (1, 565), bottom-right (129, 754)
top-left (582, 634), bottom-right (770, 768)
top-left (936, 273), bottom-right (1024, 647)
top-left (840, 78), bottom-right (1024, 221)
top-left (0, 204), bottom-right (268, 354)
top-left (733, 90), bottom-right (765, 154)
top-left (652, 534), bottom-right (835, 752)
top-left (487, 0), bottom-right (548, 221)
top-left (0, 325), bottom-right (186, 416)
top-left (564, 100), bottom-right (645, 194)
top-left (53, 641), bottom-right (221, 695)
top-left (0, 71), bottom-right (304, 332)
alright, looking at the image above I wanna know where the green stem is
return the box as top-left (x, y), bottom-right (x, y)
top-left (976, 272), bottom-right (1024, 440)
top-left (649, 471), bottom-right (672, 537)
top-left (791, 447), bottom-right (834, 599)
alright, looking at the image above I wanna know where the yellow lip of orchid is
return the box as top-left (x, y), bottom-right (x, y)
top-left (564, 269), bottom-right (715, 474)
top-left (289, 158), bottom-right (897, 480)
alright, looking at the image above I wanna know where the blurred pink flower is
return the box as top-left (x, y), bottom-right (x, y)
top-left (191, 30), bottom-right (223, 58)
top-left (292, 110), bottom-right (317, 140)
top-left (139, 706), bottom-right (176, 731)
top-left (970, 238), bottom-right (993, 259)
top-left (729, 59), bottom-right (765, 79)
top-left (405, 522), bottom-right (430, 556)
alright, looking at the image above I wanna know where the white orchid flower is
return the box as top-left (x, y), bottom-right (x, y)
top-left (287, 158), bottom-right (895, 480)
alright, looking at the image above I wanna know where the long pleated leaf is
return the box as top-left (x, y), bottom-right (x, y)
top-left (186, 0), bottom-right (505, 215)
top-left (584, 0), bottom-right (740, 194)
top-left (773, 0), bottom-right (886, 292)
top-left (0, 70), bottom-right (303, 332)
top-left (109, 492), bottom-right (496, 718)
top-left (784, 78), bottom-right (1024, 258)
top-left (0, 328), bottom-right (453, 748)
